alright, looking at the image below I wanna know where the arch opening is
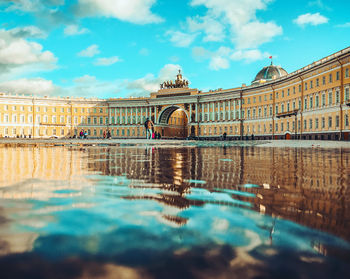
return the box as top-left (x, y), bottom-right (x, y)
top-left (158, 105), bottom-right (188, 138)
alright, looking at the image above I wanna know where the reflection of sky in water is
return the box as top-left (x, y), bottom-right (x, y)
top-left (0, 146), bottom-right (350, 278)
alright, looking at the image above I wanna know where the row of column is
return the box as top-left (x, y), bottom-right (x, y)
top-left (107, 99), bottom-right (242, 125)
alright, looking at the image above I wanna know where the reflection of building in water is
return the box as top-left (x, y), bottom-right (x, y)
top-left (84, 146), bottom-right (350, 241)
top-left (0, 146), bottom-right (349, 240)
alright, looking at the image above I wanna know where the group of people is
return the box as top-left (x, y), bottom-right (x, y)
top-left (77, 120), bottom-right (158, 140)
top-left (144, 118), bottom-right (161, 139)
top-left (79, 129), bottom-right (88, 139)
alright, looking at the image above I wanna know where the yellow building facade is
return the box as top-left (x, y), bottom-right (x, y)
top-left (1, 47), bottom-right (350, 140)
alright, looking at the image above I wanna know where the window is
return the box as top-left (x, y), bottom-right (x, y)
top-left (61, 107), bottom-right (64, 113)
top-left (305, 83), bottom-right (307, 90)
top-left (328, 91), bottom-right (332, 105)
top-left (336, 91), bottom-right (340, 103)
top-left (316, 78), bottom-right (319, 87)
top-left (322, 94), bottom-right (326, 106)
top-left (322, 117), bottom-right (325, 128)
top-left (329, 73), bottom-right (332, 83)
top-left (28, 115), bottom-right (32, 123)
top-left (61, 129), bottom-right (65, 135)
top-left (281, 122), bottom-right (284, 131)
top-left (310, 80), bottom-right (313, 89)
top-left (315, 95), bottom-right (319, 107)
top-left (44, 107), bottom-right (47, 112)
top-left (345, 68), bottom-right (349, 78)
top-left (53, 107), bottom-right (56, 113)
top-left (336, 71), bottom-right (340, 81)
top-left (293, 87), bottom-right (295, 94)
top-left (100, 117), bottom-right (103, 124)
top-left (304, 119), bottom-right (307, 130)
top-left (282, 90), bottom-right (284, 98)
top-left (328, 116), bottom-right (332, 128)
top-left (270, 94), bottom-right (272, 100)
top-left (336, 116), bottom-right (339, 127)
top-left (345, 88), bottom-right (350, 101)
top-left (309, 119), bottom-right (312, 130)
top-left (281, 103), bottom-right (284, 113)
top-left (36, 106), bottom-right (40, 112)
top-left (287, 89), bottom-right (290, 96)
top-left (100, 108), bottom-right (103, 113)
top-left (322, 76), bottom-right (326, 85)
top-left (276, 92), bottom-right (278, 99)
top-left (275, 105), bottom-right (278, 114)
top-left (12, 106), bottom-right (16, 111)
top-left (74, 108), bottom-right (77, 113)
top-left (299, 85), bottom-right (302, 92)
top-left (345, 115), bottom-right (349, 126)
top-left (12, 114), bottom-right (17, 123)
top-left (304, 98), bottom-right (307, 110)
top-left (309, 96), bottom-right (313, 108)
top-left (315, 118), bottom-right (319, 129)
top-left (4, 105), bottom-right (8, 111)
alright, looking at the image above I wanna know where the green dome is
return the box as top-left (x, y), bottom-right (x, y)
top-left (252, 64), bottom-right (288, 84)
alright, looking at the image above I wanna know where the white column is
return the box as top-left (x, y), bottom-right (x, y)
top-left (201, 103), bottom-right (204, 122)
top-left (114, 108), bottom-right (117, 124)
top-left (108, 107), bottom-right (111, 124)
top-left (119, 108), bottom-right (122, 124)
top-left (223, 101), bottom-right (226, 121)
top-left (207, 103), bottom-right (210, 121)
top-left (149, 107), bottom-right (152, 121)
top-left (228, 100), bottom-right (231, 120)
top-left (234, 100), bottom-right (236, 120)
top-left (195, 103), bottom-right (198, 122)
top-left (212, 102), bottom-right (215, 121)
top-left (154, 106), bottom-right (157, 123)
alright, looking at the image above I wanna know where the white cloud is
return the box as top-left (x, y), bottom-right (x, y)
top-left (235, 21), bottom-right (282, 49)
top-left (76, 0), bottom-right (163, 24)
top-left (0, 28), bottom-right (56, 74)
top-left (230, 49), bottom-right (270, 63)
top-left (64, 24), bottom-right (89, 36)
top-left (165, 30), bottom-right (197, 47)
top-left (73, 74), bottom-right (97, 83)
top-left (209, 56), bottom-right (229, 71)
top-left (187, 15), bottom-right (225, 42)
top-left (293, 12), bottom-right (329, 27)
top-left (78, 44), bottom-right (100, 57)
top-left (0, 78), bottom-right (56, 96)
top-left (335, 22), bottom-right (350, 28)
top-left (188, 0), bottom-right (282, 49)
top-left (94, 56), bottom-right (121, 66)
top-left (192, 46), bottom-right (270, 70)
top-left (9, 26), bottom-right (47, 38)
top-left (126, 64), bottom-right (184, 96)
top-left (139, 48), bottom-right (149, 56)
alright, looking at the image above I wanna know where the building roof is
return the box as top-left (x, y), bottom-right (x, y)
top-left (252, 63), bottom-right (288, 85)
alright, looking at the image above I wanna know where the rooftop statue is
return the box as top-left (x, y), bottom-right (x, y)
top-left (161, 69), bottom-right (189, 89)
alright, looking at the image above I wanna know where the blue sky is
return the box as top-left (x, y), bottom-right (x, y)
top-left (0, 0), bottom-right (349, 98)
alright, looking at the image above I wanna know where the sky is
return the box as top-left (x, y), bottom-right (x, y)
top-left (0, 0), bottom-right (349, 99)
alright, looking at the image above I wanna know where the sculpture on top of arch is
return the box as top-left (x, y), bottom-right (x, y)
top-left (160, 70), bottom-right (189, 89)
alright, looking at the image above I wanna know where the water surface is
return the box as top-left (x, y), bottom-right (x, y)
top-left (0, 145), bottom-right (349, 278)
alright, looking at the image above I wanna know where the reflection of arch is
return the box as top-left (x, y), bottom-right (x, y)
top-left (158, 105), bottom-right (189, 125)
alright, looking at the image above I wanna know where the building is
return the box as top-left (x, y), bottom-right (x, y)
top-left (0, 47), bottom-right (350, 140)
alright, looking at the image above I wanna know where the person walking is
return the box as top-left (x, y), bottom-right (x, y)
top-left (144, 118), bottom-right (154, 139)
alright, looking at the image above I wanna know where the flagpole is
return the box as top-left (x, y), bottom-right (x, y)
top-left (269, 56), bottom-right (273, 65)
